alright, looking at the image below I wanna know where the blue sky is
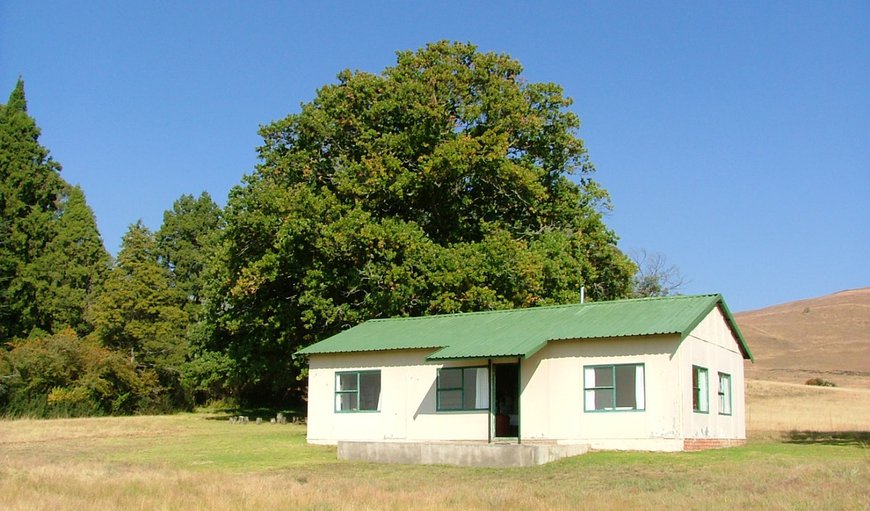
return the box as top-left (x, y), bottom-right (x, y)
top-left (1, 1), bottom-right (867, 312)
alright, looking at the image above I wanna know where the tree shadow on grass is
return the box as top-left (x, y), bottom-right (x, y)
top-left (784, 430), bottom-right (870, 447)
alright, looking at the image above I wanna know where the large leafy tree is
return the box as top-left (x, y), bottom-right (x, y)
top-left (0, 79), bottom-right (109, 342)
top-left (207, 42), bottom-right (635, 403)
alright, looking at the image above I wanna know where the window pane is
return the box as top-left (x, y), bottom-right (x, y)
top-left (438, 368), bottom-right (462, 389)
top-left (337, 373), bottom-right (357, 392)
top-left (584, 390), bottom-right (597, 411)
top-left (635, 365), bottom-right (645, 410)
top-left (591, 389), bottom-right (613, 410)
top-left (438, 389), bottom-right (462, 410)
top-left (336, 392), bottom-right (357, 411)
top-left (693, 367), bottom-right (708, 412)
top-left (719, 373), bottom-right (731, 415)
top-left (359, 372), bottom-right (381, 411)
top-left (593, 367), bottom-right (613, 387)
top-left (463, 368), bottom-right (477, 409)
top-left (475, 367), bottom-right (489, 409)
top-left (584, 367), bottom-right (596, 388)
top-left (614, 365), bottom-right (637, 409)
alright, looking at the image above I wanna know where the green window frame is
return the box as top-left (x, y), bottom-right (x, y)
top-left (335, 370), bottom-right (381, 412)
top-left (583, 364), bottom-right (645, 412)
top-left (436, 366), bottom-right (489, 411)
top-left (692, 365), bottom-right (709, 413)
top-left (718, 372), bottom-right (732, 415)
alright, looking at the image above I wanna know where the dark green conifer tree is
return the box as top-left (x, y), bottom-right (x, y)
top-left (0, 80), bottom-right (111, 342)
top-left (0, 79), bottom-right (66, 341)
top-left (33, 185), bottom-right (111, 335)
top-left (156, 192), bottom-right (224, 319)
top-left (89, 222), bottom-right (189, 408)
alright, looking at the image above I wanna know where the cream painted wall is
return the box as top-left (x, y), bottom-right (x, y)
top-left (307, 349), bottom-right (492, 444)
top-left (677, 306), bottom-right (747, 440)
top-left (520, 335), bottom-right (684, 446)
top-left (305, 306), bottom-right (747, 449)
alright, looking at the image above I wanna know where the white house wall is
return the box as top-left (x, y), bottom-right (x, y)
top-left (305, 306), bottom-right (746, 450)
top-left (677, 306), bottom-right (747, 441)
top-left (520, 335), bottom-right (686, 451)
top-left (307, 349), bottom-right (492, 445)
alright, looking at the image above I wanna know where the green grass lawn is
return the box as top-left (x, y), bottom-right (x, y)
top-left (1, 413), bottom-right (867, 510)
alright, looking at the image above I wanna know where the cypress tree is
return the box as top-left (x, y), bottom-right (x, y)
top-left (0, 79), bottom-right (65, 340)
top-left (156, 192), bottom-right (224, 320)
top-left (34, 185), bottom-right (111, 335)
top-left (89, 222), bottom-right (189, 401)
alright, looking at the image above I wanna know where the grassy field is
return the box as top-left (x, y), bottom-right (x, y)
top-left (746, 379), bottom-right (870, 433)
top-left (1, 381), bottom-right (868, 511)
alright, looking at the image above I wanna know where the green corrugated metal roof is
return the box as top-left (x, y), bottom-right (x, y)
top-left (296, 294), bottom-right (753, 361)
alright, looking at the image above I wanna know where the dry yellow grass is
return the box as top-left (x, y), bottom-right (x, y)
top-left (746, 379), bottom-right (870, 433)
top-left (0, 395), bottom-right (868, 511)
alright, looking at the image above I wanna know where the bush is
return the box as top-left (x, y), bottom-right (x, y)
top-left (0, 329), bottom-right (160, 418)
top-left (182, 350), bottom-right (237, 405)
top-left (805, 377), bottom-right (836, 387)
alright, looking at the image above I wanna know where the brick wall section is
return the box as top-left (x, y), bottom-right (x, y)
top-left (683, 438), bottom-right (746, 451)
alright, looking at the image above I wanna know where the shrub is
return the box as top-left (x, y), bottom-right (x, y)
top-left (0, 329), bottom-right (159, 418)
top-left (182, 350), bottom-right (237, 405)
top-left (805, 377), bottom-right (836, 387)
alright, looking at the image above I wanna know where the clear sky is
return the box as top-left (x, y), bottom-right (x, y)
top-left (1, 1), bottom-right (867, 312)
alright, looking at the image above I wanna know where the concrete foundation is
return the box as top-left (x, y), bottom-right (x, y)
top-left (337, 441), bottom-right (589, 468)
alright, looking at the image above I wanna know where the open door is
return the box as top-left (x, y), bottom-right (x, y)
top-left (493, 363), bottom-right (520, 438)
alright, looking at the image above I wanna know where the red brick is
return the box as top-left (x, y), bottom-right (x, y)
top-left (683, 438), bottom-right (746, 451)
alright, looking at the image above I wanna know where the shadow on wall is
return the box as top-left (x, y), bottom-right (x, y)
top-left (784, 430), bottom-right (870, 447)
top-left (413, 378), bottom-right (437, 419)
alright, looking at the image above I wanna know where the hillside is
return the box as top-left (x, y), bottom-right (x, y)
top-left (735, 287), bottom-right (870, 388)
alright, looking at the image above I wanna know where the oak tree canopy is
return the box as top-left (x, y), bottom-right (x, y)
top-left (206, 42), bottom-right (636, 401)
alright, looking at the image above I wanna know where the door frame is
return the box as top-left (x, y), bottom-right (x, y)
top-left (490, 358), bottom-right (521, 443)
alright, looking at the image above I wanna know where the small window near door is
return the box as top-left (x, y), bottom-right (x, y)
top-left (583, 364), bottom-right (645, 412)
top-left (436, 367), bottom-right (489, 411)
top-left (335, 370), bottom-right (381, 412)
top-left (718, 372), bottom-right (732, 415)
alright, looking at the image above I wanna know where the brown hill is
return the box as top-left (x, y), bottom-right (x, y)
top-left (735, 287), bottom-right (870, 388)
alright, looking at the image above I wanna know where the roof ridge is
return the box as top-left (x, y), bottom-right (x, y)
top-left (366, 294), bottom-right (722, 323)
top-left (367, 302), bottom-right (581, 322)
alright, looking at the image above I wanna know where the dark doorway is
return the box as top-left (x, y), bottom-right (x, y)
top-left (493, 363), bottom-right (519, 438)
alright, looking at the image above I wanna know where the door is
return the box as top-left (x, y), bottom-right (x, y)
top-left (493, 363), bottom-right (520, 438)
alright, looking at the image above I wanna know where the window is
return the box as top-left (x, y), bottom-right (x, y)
top-left (692, 366), bottom-right (708, 413)
top-left (584, 364), bottom-right (645, 412)
top-left (718, 372), bottom-right (732, 415)
top-left (335, 371), bottom-right (381, 412)
top-left (437, 367), bottom-right (489, 411)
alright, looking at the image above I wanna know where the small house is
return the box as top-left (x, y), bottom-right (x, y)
top-left (297, 294), bottom-right (752, 452)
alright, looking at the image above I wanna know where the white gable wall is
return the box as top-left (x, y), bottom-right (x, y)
top-left (676, 306), bottom-right (747, 441)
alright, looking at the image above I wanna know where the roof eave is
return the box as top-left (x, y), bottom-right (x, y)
top-left (425, 340), bottom-right (549, 361)
top-left (716, 298), bottom-right (754, 361)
